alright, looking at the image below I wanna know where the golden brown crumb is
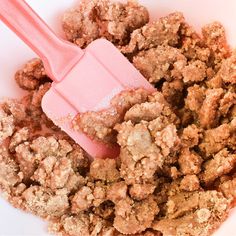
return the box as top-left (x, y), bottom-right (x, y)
top-left (199, 88), bottom-right (224, 128)
top-left (107, 181), bottom-right (127, 203)
top-left (213, 50), bottom-right (236, 84)
top-left (219, 177), bottom-right (236, 202)
top-left (153, 191), bottom-right (230, 236)
top-left (122, 12), bottom-right (185, 54)
top-left (74, 89), bottom-right (150, 144)
top-left (161, 80), bottom-right (184, 108)
top-left (182, 60), bottom-right (207, 83)
top-left (129, 183), bottom-right (156, 200)
top-left (90, 158), bottom-right (120, 182)
top-left (71, 186), bottom-right (96, 213)
top-left (59, 213), bottom-right (90, 236)
top-left (200, 149), bottom-right (236, 185)
top-left (62, 0), bottom-right (149, 47)
top-left (133, 45), bottom-right (187, 83)
top-left (2, 99), bottom-right (26, 123)
top-left (15, 58), bottom-right (49, 90)
top-left (181, 124), bottom-right (202, 148)
top-left (180, 175), bottom-right (200, 191)
top-left (0, 147), bottom-right (22, 192)
top-left (0, 110), bottom-right (14, 143)
top-left (178, 148), bottom-right (203, 175)
top-left (9, 127), bottom-right (29, 152)
top-left (22, 186), bottom-right (69, 219)
top-left (180, 22), bottom-right (211, 62)
top-left (219, 91), bottom-right (236, 117)
top-left (199, 121), bottom-right (236, 156)
top-left (202, 22), bottom-right (231, 68)
top-left (185, 84), bottom-right (206, 113)
top-left (114, 196), bottom-right (159, 234)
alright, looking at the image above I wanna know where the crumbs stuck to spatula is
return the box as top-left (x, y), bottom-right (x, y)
top-left (1, 0), bottom-right (236, 236)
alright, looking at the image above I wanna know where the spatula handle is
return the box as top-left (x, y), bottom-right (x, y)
top-left (0, 0), bottom-right (84, 82)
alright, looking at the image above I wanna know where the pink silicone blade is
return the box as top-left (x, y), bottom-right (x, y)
top-left (54, 39), bottom-right (155, 112)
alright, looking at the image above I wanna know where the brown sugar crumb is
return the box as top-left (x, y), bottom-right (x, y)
top-left (57, 213), bottom-right (90, 236)
top-left (180, 175), bottom-right (200, 191)
top-left (154, 124), bottom-right (180, 157)
top-left (185, 84), bottom-right (206, 113)
top-left (90, 158), bottom-right (120, 182)
top-left (50, 213), bottom-right (116, 236)
top-left (2, 0), bottom-right (236, 235)
top-left (0, 109), bottom-right (14, 143)
top-left (124, 102), bottom-right (165, 123)
top-left (180, 22), bottom-right (211, 62)
top-left (182, 60), bottom-right (207, 83)
top-left (2, 99), bottom-right (26, 123)
top-left (115, 93), bottom-right (179, 186)
top-left (202, 22), bottom-right (231, 68)
top-left (133, 45), bottom-right (187, 83)
top-left (74, 88), bottom-right (150, 144)
top-left (20, 82), bottom-right (53, 130)
top-left (199, 120), bottom-right (236, 156)
top-left (22, 186), bottom-right (69, 219)
top-left (213, 50), bottom-right (236, 84)
top-left (15, 136), bottom-right (74, 182)
top-left (71, 186), bottom-right (96, 213)
top-left (165, 191), bottom-right (200, 219)
top-left (219, 177), bottom-right (236, 202)
top-left (32, 155), bottom-right (85, 192)
top-left (9, 127), bottom-right (29, 152)
top-left (117, 122), bottom-right (162, 185)
top-left (0, 148), bottom-right (22, 192)
top-left (199, 88), bottom-right (224, 128)
top-left (107, 181), bottom-right (127, 203)
top-left (153, 191), bottom-right (230, 236)
top-left (200, 149), bottom-right (236, 185)
top-left (161, 80), bottom-right (184, 108)
top-left (15, 58), bottom-right (49, 91)
top-left (219, 91), bottom-right (236, 117)
top-left (122, 12), bottom-right (185, 54)
top-left (181, 124), bottom-right (202, 148)
top-left (62, 0), bottom-right (149, 47)
top-left (129, 183), bottom-right (156, 200)
top-left (178, 148), bottom-right (203, 175)
top-left (114, 196), bottom-right (159, 234)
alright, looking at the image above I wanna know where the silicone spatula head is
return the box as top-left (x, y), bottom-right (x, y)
top-left (0, 0), bottom-right (155, 158)
top-left (42, 39), bottom-right (155, 158)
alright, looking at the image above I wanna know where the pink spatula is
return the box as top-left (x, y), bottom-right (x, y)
top-left (0, 0), bottom-right (154, 158)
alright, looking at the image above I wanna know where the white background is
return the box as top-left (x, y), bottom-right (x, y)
top-left (1, 0), bottom-right (236, 235)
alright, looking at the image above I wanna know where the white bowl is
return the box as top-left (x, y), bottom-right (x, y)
top-left (1, 0), bottom-right (236, 235)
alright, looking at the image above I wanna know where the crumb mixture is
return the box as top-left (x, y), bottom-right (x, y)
top-left (1, 0), bottom-right (236, 236)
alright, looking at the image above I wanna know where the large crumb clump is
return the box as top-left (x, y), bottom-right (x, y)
top-left (62, 0), bottom-right (149, 48)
